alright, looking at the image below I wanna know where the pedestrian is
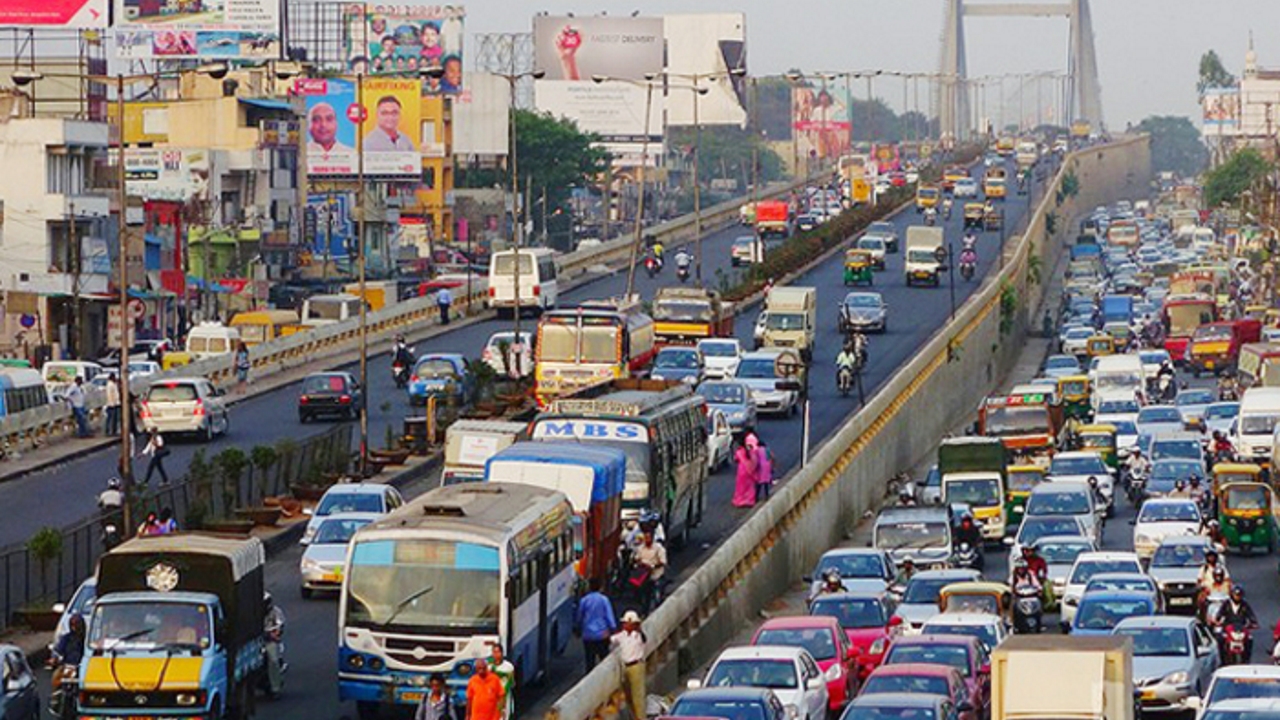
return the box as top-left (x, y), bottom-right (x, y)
top-left (416, 673), bottom-right (454, 720)
top-left (437, 286), bottom-right (454, 325)
top-left (140, 428), bottom-right (170, 486)
top-left (575, 576), bottom-right (618, 673)
top-left (753, 435), bottom-right (774, 502)
top-left (731, 436), bottom-right (758, 508)
top-left (157, 507), bottom-right (178, 534)
top-left (632, 530), bottom-right (667, 610)
top-left (263, 592), bottom-right (286, 699)
top-left (234, 341), bottom-right (251, 395)
top-left (65, 376), bottom-right (90, 438)
top-left (104, 372), bottom-right (121, 436)
top-left (487, 644), bottom-right (515, 720)
top-left (611, 611), bottom-right (647, 720)
top-left (136, 511), bottom-right (162, 537)
top-left (465, 659), bottom-right (504, 720)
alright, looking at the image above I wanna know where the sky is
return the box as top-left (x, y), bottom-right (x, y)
top-left (464, 0), bottom-right (1280, 129)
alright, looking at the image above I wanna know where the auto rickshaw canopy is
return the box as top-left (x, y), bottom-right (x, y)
top-left (938, 581), bottom-right (1012, 619)
top-left (1212, 463), bottom-right (1264, 488)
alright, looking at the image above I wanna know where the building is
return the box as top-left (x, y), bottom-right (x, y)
top-left (1203, 41), bottom-right (1280, 159)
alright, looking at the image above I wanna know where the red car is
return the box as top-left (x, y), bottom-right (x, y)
top-left (808, 591), bottom-right (903, 680)
top-left (752, 616), bottom-right (858, 712)
top-left (859, 663), bottom-right (978, 720)
top-left (881, 634), bottom-right (990, 719)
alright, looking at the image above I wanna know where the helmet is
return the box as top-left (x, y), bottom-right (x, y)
top-left (1191, 476), bottom-right (1202, 486)
top-left (902, 558), bottom-right (915, 567)
top-left (1206, 548), bottom-right (1219, 560)
top-left (1213, 567), bottom-right (1226, 580)
top-left (264, 592), bottom-right (274, 609)
top-left (824, 568), bottom-right (842, 585)
top-left (1213, 430), bottom-right (1223, 440)
top-left (1087, 476), bottom-right (1098, 487)
top-left (107, 477), bottom-right (122, 490)
top-left (1231, 584), bottom-right (1245, 599)
top-left (1208, 519), bottom-right (1220, 529)
top-left (1174, 479), bottom-right (1186, 490)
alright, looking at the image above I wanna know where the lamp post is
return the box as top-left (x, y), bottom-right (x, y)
top-left (935, 243), bottom-right (956, 321)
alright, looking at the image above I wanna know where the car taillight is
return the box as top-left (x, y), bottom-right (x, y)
top-left (138, 402), bottom-right (151, 419)
top-left (532, 285), bottom-right (541, 296)
top-left (488, 288), bottom-right (496, 297)
top-left (410, 375), bottom-right (419, 384)
top-left (192, 400), bottom-right (205, 417)
top-left (299, 396), bottom-right (309, 404)
top-left (339, 395), bottom-right (352, 404)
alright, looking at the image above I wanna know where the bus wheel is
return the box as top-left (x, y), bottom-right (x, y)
top-left (356, 701), bottom-right (380, 720)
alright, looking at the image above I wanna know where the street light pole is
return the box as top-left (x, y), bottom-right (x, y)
top-left (115, 74), bottom-right (134, 530)
top-left (625, 80), bottom-right (655, 299)
top-left (692, 74), bottom-right (702, 281)
top-left (356, 73), bottom-right (368, 478)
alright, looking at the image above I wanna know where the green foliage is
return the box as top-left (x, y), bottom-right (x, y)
top-left (999, 281), bottom-right (1019, 335)
top-left (1060, 171), bottom-right (1080, 199)
top-left (667, 125), bottom-right (785, 186)
top-left (1046, 212), bottom-right (1059, 236)
top-left (29, 527), bottom-right (63, 599)
top-left (215, 447), bottom-right (248, 512)
top-left (1198, 50), bottom-right (1237, 96)
top-left (1205, 148), bottom-right (1271, 207)
top-left (250, 444), bottom-right (278, 500)
top-left (1028, 253), bottom-right (1043, 287)
top-left (1134, 116), bottom-right (1209, 177)
top-left (185, 500), bottom-right (209, 530)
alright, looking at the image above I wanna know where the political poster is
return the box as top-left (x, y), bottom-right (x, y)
top-left (343, 4), bottom-right (465, 93)
top-left (112, 0), bottom-right (280, 59)
top-left (297, 76), bottom-right (422, 177)
top-left (1202, 88), bottom-right (1240, 131)
top-left (124, 148), bottom-right (210, 202)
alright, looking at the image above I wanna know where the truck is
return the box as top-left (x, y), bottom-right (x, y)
top-left (991, 635), bottom-right (1135, 720)
top-left (762, 286), bottom-right (817, 360)
top-left (652, 287), bottom-right (734, 346)
top-left (79, 534), bottom-right (267, 720)
top-left (1188, 319), bottom-right (1262, 377)
top-left (755, 200), bottom-right (791, 240)
top-left (996, 136), bottom-right (1016, 156)
top-left (1236, 342), bottom-right (1280, 393)
top-left (938, 437), bottom-right (1009, 540)
top-left (1162, 294), bottom-right (1218, 363)
top-left (1101, 295), bottom-right (1133, 325)
top-left (904, 227), bottom-right (944, 287)
top-left (978, 390), bottom-right (1062, 461)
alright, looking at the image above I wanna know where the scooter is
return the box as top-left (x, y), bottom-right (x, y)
top-left (924, 208), bottom-right (937, 227)
top-left (645, 256), bottom-right (662, 278)
top-left (837, 365), bottom-right (856, 397)
top-left (676, 263), bottom-right (690, 283)
top-left (1222, 625), bottom-right (1253, 666)
top-left (952, 542), bottom-right (982, 571)
top-left (48, 667), bottom-right (78, 720)
top-left (960, 261), bottom-right (976, 281)
top-left (1013, 583), bottom-right (1044, 634)
top-left (392, 361), bottom-right (411, 389)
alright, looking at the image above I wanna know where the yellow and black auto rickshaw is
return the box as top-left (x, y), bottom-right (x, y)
top-left (844, 248), bottom-right (874, 287)
top-left (939, 581), bottom-right (1014, 623)
top-left (1212, 463), bottom-right (1264, 491)
top-left (1005, 465), bottom-right (1045, 529)
top-left (1057, 375), bottom-right (1091, 421)
top-left (963, 202), bottom-right (986, 229)
top-left (1086, 334), bottom-right (1115, 358)
top-left (1217, 481), bottom-right (1279, 554)
top-left (1076, 424), bottom-right (1118, 470)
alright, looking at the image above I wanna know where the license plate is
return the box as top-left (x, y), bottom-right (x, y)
top-left (1141, 690), bottom-right (1156, 701)
top-left (400, 691), bottom-right (425, 704)
top-left (1206, 360), bottom-right (1216, 369)
top-left (1241, 535), bottom-right (1253, 543)
top-left (1170, 597), bottom-right (1192, 606)
top-left (913, 271), bottom-right (931, 279)
top-left (323, 572), bottom-right (341, 583)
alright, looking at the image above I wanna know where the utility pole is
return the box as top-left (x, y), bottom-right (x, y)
top-left (69, 200), bottom-right (81, 358)
top-left (624, 80), bottom-right (655, 299)
top-left (115, 74), bottom-right (133, 530)
top-left (356, 74), bottom-right (369, 477)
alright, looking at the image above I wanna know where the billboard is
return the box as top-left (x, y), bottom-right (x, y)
top-left (125, 148), bottom-right (210, 202)
top-left (307, 193), bottom-right (355, 260)
top-left (0, 0), bottom-right (106, 28)
top-left (1203, 87), bottom-right (1240, 132)
top-left (533, 15), bottom-right (663, 81)
top-left (452, 72), bottom-right (510, 157)
top-left (343, 4), bottom-right (465, 92)
top-left (113, 0), bottom-right (280, 59)
top-left (297, 77), bottom-right (423, 177)
top-left (792, 82), bottom-right (851, 161)
top-left (535, 80), bottom-right (661, 143)
top-left (664, 13), bottom-right (748, 127)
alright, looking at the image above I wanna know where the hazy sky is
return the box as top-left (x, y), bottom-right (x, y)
top-left (465, 0), bottom-right (1278, 128)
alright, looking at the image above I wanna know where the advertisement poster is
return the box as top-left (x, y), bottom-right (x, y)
top-left (113, 0), bottom-right (280, 59)
top-left (535, 80), bottom-right (661, 146)
top-left (298, 77), bottom-right (422, 177)
top-left (343, 4), bottom-right (464, 93)
top-left (1202, 87), bottom-right (1240, 131)
top-left (533, 15), bottom-right (663, 81)
top-left (0, 0), bottom-right (107, 28)
top-left (125, 148), bottom-right (210, 202)
top-left (307, 193), bottom-right (355, 260)
top-left (792, 83), bottom-right (851, 161)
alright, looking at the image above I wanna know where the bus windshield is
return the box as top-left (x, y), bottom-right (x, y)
top-left (345, 539), bottom-right (500, 632)
top-left (945, 478), bottom-right (1001, 506)
top-left (653, 301), bottom-right (711, 323)
top-left (537, 323), bottom-right (620, 364)
top-left (985, 406), bottom-right (1048, 436)
top-left (1167, 304), bottom-right (1213, 336)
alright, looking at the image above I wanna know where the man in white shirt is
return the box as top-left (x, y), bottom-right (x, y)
top-left (104, 373), bottom-right (121, 436)
top-left (437, 287), bottom-right (453, 325)
top-left (363, 96), bottom-right (416, 152)
top-left (611, 611), bottom-right (647, 720)
top-left (65, 377), bottom-right (90, 437)
top-left (307, 102), bottom-right (352, 159)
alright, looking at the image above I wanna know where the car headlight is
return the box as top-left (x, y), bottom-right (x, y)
top-left (1164, 671), bottom-right (1189, 687)
top-left (826, 663), bottom-right (843, 681)
top-left (301, 558), bottom-right (322, 572)
top-left (682, 376), bottom-right (698, 385)
top-left (175, 692), bottom-right (205, 707)
top-left (785, 704), bottom-right (801, 720)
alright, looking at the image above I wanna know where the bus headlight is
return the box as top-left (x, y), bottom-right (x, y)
top-left (348, 654), bottom-right (366, 669)
top-left (175, 691), bottom-right (205, 707)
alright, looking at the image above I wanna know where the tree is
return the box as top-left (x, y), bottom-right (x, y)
top-left (667, 125), bottom-right (785, 190)
top-left (1204, 148), bottom-right (1270, 207)
top-left (1198, 50), bottom-right (1236, 96)
top-left (1134, 116), bottom-right (1209, 178)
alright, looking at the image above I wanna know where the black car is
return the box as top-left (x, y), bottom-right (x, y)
top-left (298, 372), bottom-right (364, 422)
top-left (0, 645), bottom-right (39, 720)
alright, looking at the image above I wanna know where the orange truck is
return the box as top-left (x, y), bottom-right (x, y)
top-left (978, 391), bottom-right (1062, 460)
top-left (1162, 294), bottom-right (1218, 363)
top-left (1187, 319), bottom-right (1262, 376)
top-left (755, 200), bottom-right (792, 239)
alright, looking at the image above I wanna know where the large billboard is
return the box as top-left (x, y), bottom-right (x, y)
top-left (342, 4), bottom-right (464, 92)
top-left (533, 15), bottom-right (663, 81)
top-left (125, 148), bottom-right (210, 202)
top-left (297, 77), bottom-right (423, 177)
top-left (1203, 87), bottom-right (1240, 133)
top-left (0, 0), bottom-right (106, 28)
top-left (792, 82), bottom-right (852, 161)
top-left (452, 72), bottom-right (510, 157)
top-left (113, 0), bottom-right (280, 59)
top-left (664, 13), bottom-right (747, 127)
top-left (535, 80), bottom-right (661, 143)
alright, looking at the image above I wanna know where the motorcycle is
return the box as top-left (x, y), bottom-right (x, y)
top-left (1156, 374), bottom-right (1175, 403)
top-left (676, 263), bottom-right (690, 283)
top-left (952, 541), bottom-right (982, 571)
top-left (837, 365), bottom-right (856, 397)
top-left (392, 361), bottom-right (410, 389)
top-left (960, 261), bottom-right (976, 281)
top-left (1013, 583), bottom-right (1044, 634)
top-left (1222, 624), bottom-right (1252, 666)
top-left (48, 666), bottom-right (78, 720)
top-left (924, 208), bottom-right (937, 227)
top-left (942, 201), bottom-right (953, 220)
top-left (645, 256), bottom-right (662, 278)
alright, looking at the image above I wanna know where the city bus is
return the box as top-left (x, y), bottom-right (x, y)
top-left (534, 299), bottom-right (656, 407)
top-left (0, 367), bottom-right (49, 418)
top-left (338, 483), bottom-right (576, 714)
top-left (531, 378), bottom-right (708, 545)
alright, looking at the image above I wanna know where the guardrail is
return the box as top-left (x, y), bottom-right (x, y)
top-left (0, 177), bottom-right (818, 460)
top-left (545, 135), bottom-right (1152, 720)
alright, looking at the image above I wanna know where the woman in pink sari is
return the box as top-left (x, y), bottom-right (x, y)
top-left (732, 435), bottom-right (759, 507)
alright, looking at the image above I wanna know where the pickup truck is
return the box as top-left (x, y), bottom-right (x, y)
top-left (991, 635), bottom-right (1135, 720)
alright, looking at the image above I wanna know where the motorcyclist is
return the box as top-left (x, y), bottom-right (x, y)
top-left (1204, 519), bottom-right (1226, 548)
top-left (942, 197), bottom-right (954, 218)
top-left (819, 569), bottom-right (845, 596)
top-left (1197, 548), bottom-right (1230, 589)
top-left (897, 491), bottom-right (917, 507)
top-left (652, 240), bottom-right (665, 263)
top-left (48, 615), bottom-right (85, 715)
top-left (962, 232), bottom-right (978, 253)
top-left (1199, 566), bottom-right (1233, 615)
top-left (1086, 476), bottom-right (1107, 509)
top-left (959, 246), bottom-right (978, 268)
top-left (1219, 375), bottom-right (1238, 401)
top-left (954, 512), bottom-right (982, 549)
top-left (1010, 560), bottom-right (1042, 595)
top-left (836, 344), bottom-right (861, 373)
top-left (924, 206), bottom-right (938, 224)
top-left (263, 592), bottom-right (286, 699)
top-left (1212, 431), bottom-right (1236, 462)
top-left (392, 335), bottom-right (415, 369)
top-left (1156, 360), bottom-right (1176, 400)
top-left (1019, 545), bottom-right (1048, 583)
top-left (674, 248), bottom-right (692, 271)
top-left (97, 477), bottom-right (124, 512)
top-left (1170, 479), bottom-right (1191, 499)
top-left (1214, 584), bottom-right (1259, 661)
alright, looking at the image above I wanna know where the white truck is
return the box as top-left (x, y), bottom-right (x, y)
top-left (904, 227), bottom-right (944, 287)
top-left (762, 286), bottom-right (817, 360)
top-left (991, 635), bottom-right (1135, 720)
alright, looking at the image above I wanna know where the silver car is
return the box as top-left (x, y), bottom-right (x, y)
top-left (840, 292), bottom-right (888, 334)
top-left (299, 512), bottom-right (382, 598)
top-left (1147, 535), bottom-right (1211, 614)
top-left (140, 377), bottom-right (230, 441)
top-left (1115, 615), bottom-right (1220, 713)
top-left (894, 569), bottom-right (982, 633)
top-left (735, 349), bottom-right (802, 415)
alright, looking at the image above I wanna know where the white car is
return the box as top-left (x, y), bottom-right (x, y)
top-left (691, 645), bottom-right (830, 720)
top-left (1060, 551), bottom-right (1143, 627)
top-left (706, 408), bottom-right (733, 471)
top-left (1195, 667), bottom-right (1280, 717)
top-left (753, 312), bottom-right (768, 349)
top-left (1047, 451), bottom-right (1115, 510)
top-left (920, 612), bottom-right (1009, 652)
top-left (698, 338), bottom-right (743, 380)
top-left (139, 378), bottom-right (230, 441)
top-left (1024, 481), bottom-right (1101, 546)
top-left (1061, 327), bottom-right (1095, 356)
top-left (953, 178), bottom-right (980, 198)
top-left (299, 512), bottom-right (382, 598)
top-left (303, 482), bottom-right (404, 544)
top-left (1131, 498), bottom-right (1202, 561)
top-left (482, 330), bottom-right (533, 377)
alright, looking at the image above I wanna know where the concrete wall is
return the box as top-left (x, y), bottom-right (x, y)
top-left (546, 134), bottom-right (1153, 720)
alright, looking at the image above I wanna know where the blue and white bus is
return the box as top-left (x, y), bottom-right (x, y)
top-left (337, 483), bottom-right (576, 714)
top-left (0, 368), bottom-right (49, 418)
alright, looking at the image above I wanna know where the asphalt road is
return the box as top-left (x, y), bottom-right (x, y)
top-left (24, 159), bottom-right (1047, 719)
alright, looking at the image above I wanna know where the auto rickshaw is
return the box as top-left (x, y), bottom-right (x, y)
top-left (983, 206), bottom-right (1003, 231)
top-left (1086, 334), bottom-right (1115, 358)
top-left (938, 581), bottom-right (1013, 623)
top-left (1216, 480), bottom-right (1279, 554)
top-left (1212, 463), bottom-right (1264, 491)
top-left (844, 248), bottom-right (875, 286)
top-left (1005, 465), bottom-right (1046, 529)
top-left (1057, 375), bottom-right (1092, 421)
top-left (1103, 323), bottom-right (1132, 352)
top-left (963, 202), bottom-right (986, 229)
top-left (1244, 305), bottom-right (1269, 322)
top-left (1076, 424), bottom-right (1118, 470)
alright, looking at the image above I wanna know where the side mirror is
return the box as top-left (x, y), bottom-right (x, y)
top-left (686, 678), bottom-right (703, 690)
top-left (52, 602), bottom-right (66, 614)
top-left (888, 616), bottom-right (904, 627)
top-left (1002, 537), bottom-right (1014, 547)
top-left (807, 677), bottom-right (825, 691)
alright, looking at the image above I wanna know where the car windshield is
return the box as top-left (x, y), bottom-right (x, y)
top-left (845, 707), bottom-right (939, 720)
top-left (1205, 404), bottom-right (1239, 420)
top-left (670, 699), bottom-right (768, 720)
top-left (303, 375), bottom-right (347, 393)
top-left (1152, 440), bottom-right (1201, 461)
top-left (1109, 420), bottom-right (1137, 436)
top-left (1075, 598), bottom-right (1151, 629)
top-left (886, 644), bottom-right (969, 672)
top-left (845, 295), bottom-right (882, 308)
top-left (859, 238), bottom-right (886, 250)
top-left (1098, 398), bottom-right (1140, 415)
top-left (1194, 325), bottom-right (1233, 341)
top-left (1151, 543), bottom-right (1206, 568)
top-left (147, 383), bottom-right (198, 402)
top-left (1086, 577), bottom-right (1152, 594)
top-left (1051, 456), bottom-right (1107, 475)
top-left (653, 301), bottom-right (712, 323)
top-left (1027, 491), bottom-right (1090, 516)
top-left (699, 342), bottom-right (738, 358)
top-left (655, 351), bottom-right (699, 370)
top-left (945, 478), bottom-right (1001, 506)
top-left (1207, 678), bottom-right (1280, 706)
top-left (413, 359), bottom-right (458, 379)
top-left (699, 383), bottom-right (746, 405)
top-left (317, 493), bottom-right (383, 516)
top-left (985, 406), bottom-right (1049, 436)
top-left (706, 659), bottom-right (798, 690)
top-left (1071, 560), bottom-right (1140, 584)
top-left (1038, 542), bottom-right (1089, 564)
top-left (737, 358), bottom-right (778, 380)
top-left (765, 313), bottom-right (805, 331)
top-left (755, 627), bottom-right (836, 661)
top-left (1226, 485), bottom-right (1269, 511)
top-left (89, 601), bottom-right (211, 650)
top-left (877, 522), bottom-right (949, 550)
top-left (1046, 357), bottom-right (1079, 370)
top-left (903, 576), bottom-right (956, 604)
top-left (923, 622), bottom-right (998, 650)
top-left (1241, 413), bottom-right (1280, 435)
top-left (1019, 518), bottom-right (1081, 544)
top-left (811, 597), bottom-right (887, 629)
top-left (314, 517), bottom-right (373, 544)
top-left (1178, 390), bottom-right (1215, 406)
top-left (1138, 502), bottom-right (1200, 522)
top-left (863, 675), bottom-right (951, 697)
top-left (1139, 407), bottom-right (1182, 423)
top-left (816, 554), bottom-right (885, 579)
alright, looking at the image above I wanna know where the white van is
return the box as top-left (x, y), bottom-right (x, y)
top-left (1235, 387), bottom-right (1280, 463)
top-left (300, 294), bottom-right (365, 326)
top-left (1089, 354), bottom-right (1146, 408)
top-left (762, 286), bottom-right (817, 360)
top-left (42, 360), bottom-right (104, 400)
top-left (185, 323), bottom-right (241, 359)
top-left (488, 248), bottom-right (558, 315)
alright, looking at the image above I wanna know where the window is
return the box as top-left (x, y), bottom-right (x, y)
top-left (46, 151), bottom-right (87, 195)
